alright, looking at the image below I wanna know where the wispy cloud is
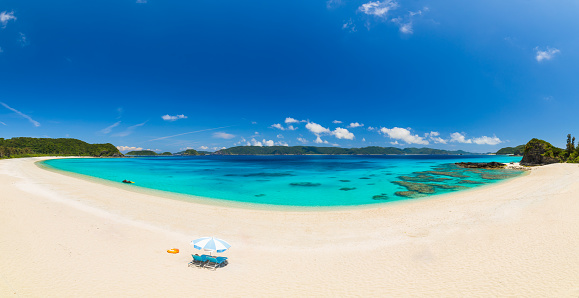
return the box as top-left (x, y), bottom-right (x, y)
top-left (426, 131), bottom-right (447, 144)
top-left (213, 132), bottom-right (235, 139)
top-left (348, 122), bottom-right (364, 128)
top-left (162, 114), bottom-right (188, 121)
top-left (0, 11), bottom-right (17, 28)
top-left (359, 1), bottom-right (399, 18)
top-left (0, 47), bottom-right (3, 54)
top-left (0, 121), bottom-right (6, 126)
top-left (271, 123), bottom-right (297, 131)
top-left (332, 120), bottom-right (342, 124)
top-left (285, 117), bottom-right (303, 124)
top-left (535, 47), bottom-right (560, 62)
top-left (380, 127), bottom-right (428, 145)
top-left (136, 0), bottom-right (147, 3)
top-left (342, 19), bottom-right (356, 32)
top-left (0, 102), bottom-right (41, 127)
top-left (113, 121), bottom-right (146, 137)
top-left (18, 32), bottom-right (29, 47)
top-left (297, 137), bottom-right (308, 143)
top-left (147, 125), bottom-right (235, 142)
top-left (100, 121), bottom-right (121, 134)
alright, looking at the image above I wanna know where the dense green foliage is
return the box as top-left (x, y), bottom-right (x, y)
top-left (181, 149), bottom-right (204, 156)
top-left (126, 150), bottom-right (158, 156)
top-left (496, 145), bottom-right (525, 155)
top-left (214, 146), bottom-right (472, 155)
top-left (0, 137), bottom-right (122, 158)
top-left (160, 152), bottom-right (173, 156)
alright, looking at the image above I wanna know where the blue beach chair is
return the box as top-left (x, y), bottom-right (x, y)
top-left (205, 256), bottom-right (228, 270)
top-left (188, 254), bottom-right (209, 268)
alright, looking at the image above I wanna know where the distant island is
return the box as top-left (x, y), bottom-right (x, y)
top-left (126, 150), bottom-right (159, 156)
top-left (212, 146), bottom-right (472, 155)
top-left (495, 145), bottom-right (525, 156)
top-left (0, 137), bottom-right (122, 158)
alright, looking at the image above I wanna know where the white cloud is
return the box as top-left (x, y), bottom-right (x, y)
top-left (359, 1), bottom-right (399, 17)
top-left (390, 141), bottom-right (400, 145)
top-left (213, 146), bottom-right (226, 151)
top-left (332, 127), bottom-right (355, 140)
top-left (251, 121), bottom-right (257, 124)
top-left (450, 132), bottom-right (472, 144)
top-left (332, 120), bottom-right (342, 124)
top-left (285, 117), bottom-right (300, 124)
top-left (116, 146), bottom-right (143, 152)
top-left (148, 125), bottom-right (235, 142)
top-left (297, 137), bottom-right (308, 143)
top-left (100, 121), bottom-right (121, 134)
top-left (314, 136), bottom-right (329, 144)
top-left (264, 139), bottom-right (274, 146)
top-left (277, 134), bottom-right (284, 138)
top-left (198, 146), bottom-right (209, 150)
top-left (161, 114), bottom-right (187, 121)
top-left (306, 122), bottom-right (330, 135)
top-left (535, 47), bottom-right (560, 62)
top-left (426, 131), bottom-right (447, 144)
top-left (327, 0), bottom-right (342, 9)
top-left (380, 127), bottom-right (428, 145)
top-left (271, 123), bottom-right (284, 130)
top-left (348, 122), bottom-right (364, 128)
top-left (248, 138), bottom-right (263, 146)
top-left (0, 102), bottom-right (41, 127)
top-left (276, 141), bottom-right (289, 146)
top-left (287, 125), bottom-right (297, 130)
top-left (113, 121), bottom-right (146, 137)
top-left (472, 136), bottom-right (502, 145)
top-left (362, 138), bottom-right (366, 142)
top-left (367, 126), bottom-right (376, 131)
top-left (213, 132), bottom-right (235, 139)
top-left (0, 121), bottom-right (7, 126)
top-left (0, 11), bottom-right (17, 28)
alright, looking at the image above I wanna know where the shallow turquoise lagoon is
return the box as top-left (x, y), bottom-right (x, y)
top-left (42, 155), bottom-right (523, 207)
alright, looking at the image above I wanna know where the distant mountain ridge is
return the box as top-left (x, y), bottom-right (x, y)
top-left (213, 146), bottom-right (473, 155)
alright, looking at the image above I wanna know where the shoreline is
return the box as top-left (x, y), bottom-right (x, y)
top-left (2, 157), bottom-right (578, 296)
top-left (36, 156), bottom-right (525, 212)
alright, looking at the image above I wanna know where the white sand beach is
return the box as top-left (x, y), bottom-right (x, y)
top-left (1, 157), bottom-right (578, 297)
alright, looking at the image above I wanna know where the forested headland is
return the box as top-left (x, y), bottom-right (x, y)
top-left (0, 137), bottom-right (122, 158)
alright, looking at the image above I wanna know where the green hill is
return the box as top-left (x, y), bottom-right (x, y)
top-left (181, 149), bottom-right (204, 156)
top-left (213, 146), bottom-right (472, 155)
top-left (0, 137), bottom-right (122, 158)
top-left (160, 152), bottom-right (173, 156)
top-left (496, 145), bottom-right (525, 155)
top-left (126, 150), bottom-right (158, 156)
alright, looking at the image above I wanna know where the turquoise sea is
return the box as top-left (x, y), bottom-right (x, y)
top-left (42, 155), bottom-right (523, 207)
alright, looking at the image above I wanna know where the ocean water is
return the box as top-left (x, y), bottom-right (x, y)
top-left (42, 155), bottom-right (523, 207)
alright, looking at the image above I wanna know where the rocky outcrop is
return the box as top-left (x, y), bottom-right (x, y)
top-left (520, 138), bottom-right (562, 166)
top-left (455, 162), bottom-right (506, 169)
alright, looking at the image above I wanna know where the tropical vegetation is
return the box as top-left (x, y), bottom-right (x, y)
top-left (0, 137), bottom-right (122, 158)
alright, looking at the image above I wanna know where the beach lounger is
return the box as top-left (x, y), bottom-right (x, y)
top-left (205, 256), bottom-right (228, 270)
top-left (188, 254), bottom-right (209, 268)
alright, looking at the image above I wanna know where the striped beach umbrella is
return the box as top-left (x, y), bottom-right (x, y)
top-left (191, 237), bottom-right (231, 253)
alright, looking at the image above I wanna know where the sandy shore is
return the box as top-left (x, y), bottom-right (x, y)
top-left (1, 157), bottom-right (578, 297)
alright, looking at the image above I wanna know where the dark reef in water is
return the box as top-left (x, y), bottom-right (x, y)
top-left (417, 171), bottom-right (469, 178)
top-left (254, 194), bottom-right (266, 197)
top-left (455, 162), bottom-right (506, 169)
top-left (339, 180), bottom-right (351, 182)
top-left (290, 182), bottom-right (321, 187)
top-left (339, 187), bottom-right (357, 191)
top-left (359, 177), bottom-right (371, 179)
top-left (431, 184), bottom-right (468, 190)
top-left (398, 175), bottom-right (450, 182)
top-left (395, 191), bottom-right (427, 198)
top-left (372, 194), bottom-right (389, 200)
top-left (392, 181), bottom-right (436, 194)
top-left (244, 172), bottom-right (294, 177)
top-left (459, 180), bottom-right (484, 184)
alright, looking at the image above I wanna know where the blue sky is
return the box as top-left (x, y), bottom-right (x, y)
top-left (1, 0), bottom-right (577, 153)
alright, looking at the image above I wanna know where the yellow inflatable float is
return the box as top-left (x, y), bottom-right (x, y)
top-left (167, 248), bottom-right (179, 254)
